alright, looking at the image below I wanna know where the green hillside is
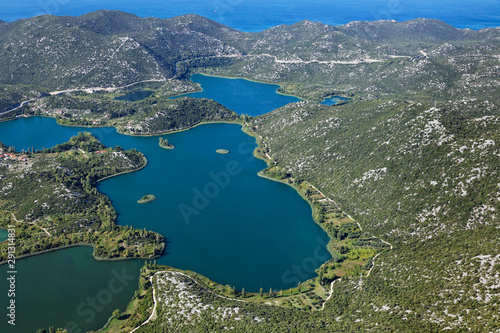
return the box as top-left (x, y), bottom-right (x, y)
top-left (0, 10), bottom-right (498, 332)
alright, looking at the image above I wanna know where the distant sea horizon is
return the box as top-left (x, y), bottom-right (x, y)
top-left (1, 0), bottom-right (498, 31)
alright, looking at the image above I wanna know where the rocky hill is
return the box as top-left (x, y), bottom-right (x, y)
top-left (0, 11), bottom-right (498, 332)
top-left (0, 11), bottom-right (498, 102)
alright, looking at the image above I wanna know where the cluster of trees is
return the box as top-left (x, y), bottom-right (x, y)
top-left (0, 133), bottom-right (164, 262)
top-left (135, 96), bottom-right (238, 134)
top-left (158, 137), bottom-right (174, 149)
top-left (50, 131), bottom-right (105, 152)
top-left (0, 84), bottom-right (48, 112)
top-left (42, 93), bottom-right (240, 135)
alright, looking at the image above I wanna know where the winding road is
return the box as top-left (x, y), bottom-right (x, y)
top-left (130, 270), bottom-right (247, 332)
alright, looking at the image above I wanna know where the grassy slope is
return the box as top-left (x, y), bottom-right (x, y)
top-left (248, 98), bottom-right (499, 330)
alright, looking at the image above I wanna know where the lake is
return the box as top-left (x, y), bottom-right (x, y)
top-left (119, 73), bottom-right (342, 110)
top-left (0, 246), bottom-right (142, 333)
top-left (0, 74), bottom-right (331, 331)
top-left (0, 117), bottom-right (330, 291)
top-left (170, 74), bottom-right (301, 116)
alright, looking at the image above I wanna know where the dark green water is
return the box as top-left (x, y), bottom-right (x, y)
top-left (114, 90), bottom-right (154, 101)
top-left (0, 246), bottom-right (142, 333)
top-left (0, 229), bottom-right (8, 242)
top-left (0, 117), bottom-right (330, 292)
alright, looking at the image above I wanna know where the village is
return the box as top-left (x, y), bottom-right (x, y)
top-left (0, 151), bottom-right (29, 162)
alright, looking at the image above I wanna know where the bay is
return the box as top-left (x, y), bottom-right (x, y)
top-left (172, 74), bottom-right (301, 116)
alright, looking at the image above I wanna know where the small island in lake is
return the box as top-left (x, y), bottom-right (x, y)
top-left (159, 137), bottom-right (174, 149)
top-left (216, 149), bottom-right (229, 154)
top-left (138, 194), bottom-right (156, 204)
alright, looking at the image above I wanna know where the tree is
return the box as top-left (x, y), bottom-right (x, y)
top-left (269, 287), bottom-right (273, 298)
top-left (113, 309), bottom-right (121, 319)
top-left (259, 287), bottom-right (263, 298)
top-left (297, 282), bottom-right (302, 293)
top-left (241, 287), bottom-right (245, 298)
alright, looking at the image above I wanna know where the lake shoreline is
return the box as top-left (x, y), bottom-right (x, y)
top-left (191, 72), bottom-right (351, 104)
top-left (116, 120), bottom-right (244, 137)
top-left (242, 124), bottom-right (336, 260)
top-left (0, 149), bottom-right (158, 266)
top-left (8, 112), bottom-right (243, 138)
top-left (0, 81), bottom-right (339, 332)
top-left (193, 72), bottom-right (305, 101)
top-left (0, 242), bottom-right (157, 266)
top-left (97, 153), bottom-right (148, 182)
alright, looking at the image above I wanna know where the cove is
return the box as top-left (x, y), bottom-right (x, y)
top-left (322, 96), bottom-right (349, 106)
top-left (0, 246), bottom-right (142, 333)
top-left (172, 74), bottom-right (345, 113)
top-left (172, 74), bottom-right (301, 116)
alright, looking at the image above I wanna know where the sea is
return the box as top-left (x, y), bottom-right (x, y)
top-left (0, 0), bottom-right (498, 30)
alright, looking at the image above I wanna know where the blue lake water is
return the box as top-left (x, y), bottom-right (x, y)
top-left (0, 0), bottom-right (497, 30)
top-left (118, 74), bottom-right (343, 108)
top-left (0, 117), bottom-right (330, 292)
top-left (0, 74), bottom-right (332, 331)
top-left (172, 74), bottom-right (301, 116)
